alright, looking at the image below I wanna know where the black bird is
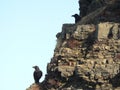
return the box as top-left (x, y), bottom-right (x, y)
top-left (72, 14), bottom-right (81, 23)
top-left (33, 66), bottom-right (42, 83)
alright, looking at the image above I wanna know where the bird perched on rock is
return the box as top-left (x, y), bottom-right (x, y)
top-left (33, 66), bottom-right (42, 84)
top-left (72, 14), bottom-right (81, 23)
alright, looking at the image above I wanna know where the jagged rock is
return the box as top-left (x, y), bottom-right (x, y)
top-left (44, 22), bottom-right (120, 89)
top-left (73, 24), bottom-right (96, 40)
top-left (98, 22), bottom-right (120, 40)
top-left (26, 0), bottom-right (120, 90)
top-left (58, 66), bottom-right (75, 78)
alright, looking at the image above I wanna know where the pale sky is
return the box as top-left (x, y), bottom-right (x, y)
top-left (0, 0), bottom-right (79, 90)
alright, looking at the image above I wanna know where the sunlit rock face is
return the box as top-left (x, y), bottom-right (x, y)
top-left (45, 22), bottom-right (120, 90)
top-left (26, 0), bottom-right (120, 90)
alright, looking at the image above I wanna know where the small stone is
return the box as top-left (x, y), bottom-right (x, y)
top-left (98, 53), bottom-right (104, 59)
top-left (105, 46), bottom-right (110, 50)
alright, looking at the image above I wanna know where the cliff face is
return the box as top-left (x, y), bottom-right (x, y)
top-left (79, 0), bottom-right (120, 24)
top-left (27, 0), bottom-right (120, 90)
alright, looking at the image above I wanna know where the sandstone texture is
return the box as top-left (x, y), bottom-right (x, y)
top-left (26, 84), bottom-right (43, 90)
top-left (26, 0), bottom-right (120, 90)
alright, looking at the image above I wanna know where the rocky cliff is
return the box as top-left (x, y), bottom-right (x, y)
top-left (27, 0), bottom-right (120, 90)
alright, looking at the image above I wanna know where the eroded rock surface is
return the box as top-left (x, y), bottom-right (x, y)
top-left (26, 0), bottom-right (120, 90)
top-left (45, 22), bottom-right (120, 90)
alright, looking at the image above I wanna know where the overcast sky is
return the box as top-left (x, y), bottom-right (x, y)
top-left (0, 0), bottom-right (79, 90)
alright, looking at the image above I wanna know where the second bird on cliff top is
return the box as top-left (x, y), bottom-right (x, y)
top-left (72, 14), bottom-right (81, 23)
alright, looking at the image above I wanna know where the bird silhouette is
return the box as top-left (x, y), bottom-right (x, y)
top-left (33, 66), bottom-right (42, 84)
top-left (72, 14), bottom-right (81, 23)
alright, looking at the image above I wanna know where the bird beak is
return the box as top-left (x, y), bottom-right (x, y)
top-left (72, 15), bottom-right (74, 17)
top-left (32, 66), bottom-right (35, 68)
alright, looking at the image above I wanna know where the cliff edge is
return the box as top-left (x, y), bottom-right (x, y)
top-left (27, 0), bottom-right (120, 90)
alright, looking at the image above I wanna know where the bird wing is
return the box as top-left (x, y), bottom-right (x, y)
top-left (33, 71), bottom-right (42, 80)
